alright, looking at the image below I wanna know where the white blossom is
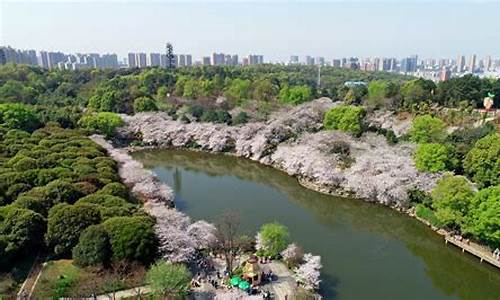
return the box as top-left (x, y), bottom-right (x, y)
top-left (294, 253), bottom-right (322, 291)
top-left (157, 226), bottom-right (196, 263)
top-left (187, 220), bottom-right (218, 250)
top-left (281, 243), bottom-right (303, 265)
top-left (255, 232), bottom-right (264, 251)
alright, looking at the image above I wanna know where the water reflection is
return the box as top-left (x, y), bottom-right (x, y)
top-left (134, 149), bottom-right (500, 300)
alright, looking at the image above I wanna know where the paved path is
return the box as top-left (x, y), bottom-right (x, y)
top-left (445, 235), bottom-right (500, 269)
top-left (96, 285), bottom-right (151, 300)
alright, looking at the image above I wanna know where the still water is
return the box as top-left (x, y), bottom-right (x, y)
top-left (133, 149), bottom-right (500, 300)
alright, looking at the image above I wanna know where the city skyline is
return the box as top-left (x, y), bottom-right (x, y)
top-left (1, 1), bottom-right (499, 61)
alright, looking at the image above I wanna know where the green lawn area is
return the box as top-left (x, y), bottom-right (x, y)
top-left (32, 259), bottom-right (146, 298)
top-left (0, 255), bottom-right (37, 299)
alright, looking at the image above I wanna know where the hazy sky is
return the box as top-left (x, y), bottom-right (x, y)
top-left (1, 0), bottom-right (499, 62)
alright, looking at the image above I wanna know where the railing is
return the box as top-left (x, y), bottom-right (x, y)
top-left (445, 236), bottom-right (500, 269)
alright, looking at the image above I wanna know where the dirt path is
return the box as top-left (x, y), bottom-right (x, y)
top-left (16, 253), bottom-right (45, 299)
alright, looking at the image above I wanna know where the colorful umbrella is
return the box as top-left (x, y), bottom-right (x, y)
top-left (238, 280), bottom-right (251, 290)
top-left (230, 276), bottom-right (241, 286)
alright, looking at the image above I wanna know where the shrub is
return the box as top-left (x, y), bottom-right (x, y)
top-left (78, 112), bottom-right (124, 137)
top-left (232, 111), bottom-right (249, 125)
top-left (72, 224), bottom-right (111, 267)
top-left (216, 110), bottom-right (232, 124)
top-left (13, 195), bottom-right (46, 215)
top-left (146, 261), bottom-right (191, 297)
top-left (323, 105), bottom-right (366, 135)
top-left (45, 179), bottom-right (83, 205)
top-left (414, 143), bottom-right (449, 173)
top-left (407, 187), bottom-right (432, 207)
top-left (103, 216), bottom-right (156, 263)
top-left (0, 103), bottom-right (40, 131)
top-left (97, 182), bottom-right (129, 199)
top-left (5, 183), bottom-right (31, 203)
top-left (279, 85), bottom-right (312, 105)
top-left (200, 110), bottom-right (218, 123)
top-left (188, 105), bottom-right (204, 121)
top-left (409, 115), bottom-right (446, 143)
top-left (133, 97), bottom-right (158, 113)
top-left (463, 133), bottom-right (500, 188)
top-left (415, 204), bottom-right (443, 227)
top-left (46, 203), bottom-right (101, 256)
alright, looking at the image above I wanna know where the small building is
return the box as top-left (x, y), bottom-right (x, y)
top-left (242, 256), bottom-right (261, 286)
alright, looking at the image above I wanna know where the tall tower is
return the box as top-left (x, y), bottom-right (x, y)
top-left (165, 43), bottom-right (175, 69)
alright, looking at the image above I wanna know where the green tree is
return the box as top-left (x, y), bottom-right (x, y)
top-left (0, 103), bottom-right (40, 131)
top-left (46, 203), bottom-right (101, 256)
top-left (463, 133), bottom-right (500, 188)
top-left (257, 222), bottom-right (290, 258)
top-left (400, 78), bottom-right (435, 108)
top-left (133, 97), bottom-right (158, 113)
top-left (102, 216), bottom-right (156, 263)
top-left (463, 185), bottom-right (500, 248)
top-left (323, 105), bottom-right (366, 135)
top-left (146, 261), bottom-right (191, 298)
top-left (72, 224), bottom-right (111, 267)
top-left (253, 79), bottom-right (278, 102)
top-left (431, 175), bottom-right (474, 228)
top-left (280, 85), bottom-right (312, 105)
top-left (366, 80), bottom-right (399, 109)
top-left (78, 112), bottom-right (124, 137)
top-left (409, 115), bottom-right (446, 143)
top-left (232, 111), bottom-right (249, 125)
top-left (224, 79), bottom-right (252, 103)
top-left (414, 143), bottom-right (449, 173)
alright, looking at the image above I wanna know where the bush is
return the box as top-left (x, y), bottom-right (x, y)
top-left (415, 204), bottom-right (443, 228)
top-left (407, 187), bottom-right (432, 207)
top-left (463, 133), bottom-right (500, 188)
top-left (97, 182), bottom-right (129, 199)
top-left (45, 179), bottom-right (83, 205)
top-left (46, 203), bottom-right (101, 256)
top-left (232, 112), bottom-right (249, 125)
top-left (414, 143), bottom-right (449, 173)
top-left (188, 105), bottom-right (204, 121)
top-left (146, 261), bottom-right (191, 297)
top-left (216, 110), bottom-right (232, 124)
top-left (409, 115), bottom-right (446, 143)
top-left (200, 110), bottom-right (218, 123)
top-left (431, 175), bottom-right (474, 228)
top-left (72, 224), bottom-right (111, 267)
top-left (0, 206), bottom-right (45, 267)
top-left (78, 112), bottom-right (124, 137)
top-left (133, 97), bottom-right (158, 113)
top-left (103, 216), bottom-right (156, 263)
top-left (0, 103), bottom-right (40, 131)
top-left (279, 85), bottom-right (312, 105)
top-left (323, 105), bottom-right (366, 135)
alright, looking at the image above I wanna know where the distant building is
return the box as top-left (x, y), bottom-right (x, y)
top-left (289, 55), bottom-right (299, 64)
top-left (332, 59), bottom-right (341, 68)
top-left (484, 55), bottom-right (492, 71)
top-left (186, 54), bottom-right (192, 66)
top-left (128, 53), bottom-right (137, 68)
top-left (305, 56), bottom-right (314, 66)
top-left (212, 53), bottom-right (225, 65)
top-left (38, 51), bottom-right (49, 68)
top-left (248, 54), bottom-right (263, 65)
top-left (439, 67), bottom-right (451, 81)
top-left (400, 55), bottom-right (418, 73)
top-left (149, 53), bottom-right (161, 67)
top-left (315, 57), bottom-right (325, 66)
top-left (469, 54), bottom-right (476, 72)
top-left (202, 56), bottom-right (211, 66)
top-left (457, 55), bottom-right (465, 72)
top-left (136, 53), bottom-right (147, 68)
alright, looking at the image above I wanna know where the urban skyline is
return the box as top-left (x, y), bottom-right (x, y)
top-left (2, 45), bottom-right (499, 83)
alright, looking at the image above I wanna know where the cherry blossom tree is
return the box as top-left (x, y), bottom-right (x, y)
top-left (294, 253), bottom-right (322, 291)
top-left (188, 220), bottom-right (218, 250)
top-left (281, 243), bottom-right (304, 267)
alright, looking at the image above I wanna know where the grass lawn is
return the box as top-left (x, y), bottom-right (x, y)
top-left (0, 255), bottom-right (37, 299)
top-left (32, 259), bottom-right (146, 299)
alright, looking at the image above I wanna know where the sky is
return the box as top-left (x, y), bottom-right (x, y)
top-left (1, 0), bottom-right (499, 62)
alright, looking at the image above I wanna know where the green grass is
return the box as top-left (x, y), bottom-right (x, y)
top-left (415, 204), bottom-right (443, 228)
top-left (32, 259), bottom-right (146, 298)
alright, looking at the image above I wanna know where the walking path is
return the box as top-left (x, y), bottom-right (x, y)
top-left (16, 253), bottom-right (45, 299)
top-left (96, 286), bottom-right (151, 300)
top-left (445, 235), bottom-right (500, 269)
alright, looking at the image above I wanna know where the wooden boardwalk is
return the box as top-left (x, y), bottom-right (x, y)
top-left (445, 236), bottom-right (500, 269)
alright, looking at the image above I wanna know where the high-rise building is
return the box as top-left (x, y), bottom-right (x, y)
top-left (484, 55), bottom-right (492, 71)
top-left (439, 67), bottom-right (451, 82)
top-left (202, 56), bottom-right (211, 66)
top-left (289, 55), bottom-right (299, 64)
top-left (305, 56), bottom-right (314, 66)
top-left (178, 54), bottom-right (186, 67)
top-left (136, 53), bottom-right (147, 68)
top-left (149, 53), bottom-right (161, 67)
top-left (128, 53), bottom-right (137, 68)
top-left (248, 54), bottom-right (263, 65)
top-left (316, 57), bottom-right (325, 66)
top-left (400, 55), bottom-right (418, 73)
top-left (0, 48), bottom-right (6, 65)
top-left (332, 59), bottom-right (341, 68)
top-left (186, 55), bottom-right (192, 66)
top-left (212, 53), bottom-right (225, 65)
top-left (456, 55), bottom-right (465, 73)
top-left (469, 54), bottom-right (476, 72)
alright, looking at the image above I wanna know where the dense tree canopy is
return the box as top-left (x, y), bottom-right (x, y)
top-left (463, 133), bottom-right (500, 188)
top-left (414, 143), bottom-right (450, 173)
top-left (409, 115), bottom-right (447, 143)
top-left (323, 105), bottom-right (366, 135)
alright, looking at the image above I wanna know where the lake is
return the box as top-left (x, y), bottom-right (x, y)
top-left (133, 149), bottom-right (500, 300)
